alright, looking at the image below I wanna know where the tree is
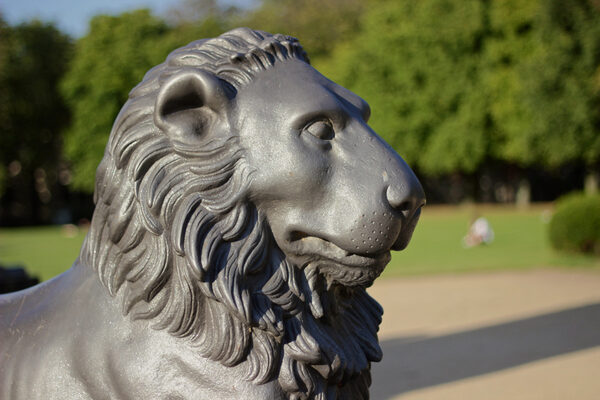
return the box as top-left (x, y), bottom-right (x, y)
top-left (321, 0), bottom-right (490, 176)
top-left (482, 0), bottom-right (600, 198)
top-left (321, 0), bottom-right (600, 201)
top-left (0, 17), bottom-right (10, 196)
top-left (61, 9), bottom-right (231, 193)
top-left (240, 0), bottom-right (364, 62)
top-left (487, 0), bottom-right (600, 170)
top-left (0, 19), bottom-right (72, 224)
top-left (166, 0), bottom-right (241, 26)
top-left (61, 10), bottom-right (172, 193)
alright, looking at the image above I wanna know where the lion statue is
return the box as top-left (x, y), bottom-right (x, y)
top-left (0, 28), bottom-right (424, 399)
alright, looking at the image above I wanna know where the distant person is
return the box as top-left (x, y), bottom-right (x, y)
top-left (463, 216), bottom-right (494, 248)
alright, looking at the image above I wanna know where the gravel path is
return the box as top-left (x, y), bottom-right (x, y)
top-left (367, 268), bottom-right (600, 400)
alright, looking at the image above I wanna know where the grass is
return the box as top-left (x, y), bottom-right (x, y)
top-left (0, 225), bottom-right (87, 281)
top-left (384, 204), bottom-right (600, 277)
top-left (1, 204), bottom-right (599, 282)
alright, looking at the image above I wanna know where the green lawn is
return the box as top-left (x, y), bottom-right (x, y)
top-left (0, 225), bottom-right (87, 281)
top-left (384, 204), bottom-right (600, 277)
top-left (1, 205), bottom-right (599, 282)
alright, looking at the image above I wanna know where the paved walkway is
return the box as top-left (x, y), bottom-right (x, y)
top-left (367, 269), bottom-right (600, 400)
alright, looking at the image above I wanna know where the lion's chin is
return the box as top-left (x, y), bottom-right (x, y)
top-left (281, 234), bottom-right (391, 288)
top-left (317, 259), bottom-right (388, 288)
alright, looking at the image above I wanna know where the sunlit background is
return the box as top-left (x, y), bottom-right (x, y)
top-left (0, 1), bottom-right (599, 399)
top-left (1, 0), bottom-right (598, 266)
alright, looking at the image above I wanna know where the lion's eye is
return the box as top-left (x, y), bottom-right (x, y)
top-left (303, 120), bottom-right (334, 140)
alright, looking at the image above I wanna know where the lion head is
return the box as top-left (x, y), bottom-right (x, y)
top-left (80, 28), bottom-right (424, 399)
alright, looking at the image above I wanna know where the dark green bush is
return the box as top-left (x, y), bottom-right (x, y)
top-left (549, 193), bottom-right (600, 255)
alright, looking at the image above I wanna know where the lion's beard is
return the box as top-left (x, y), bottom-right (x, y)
top-left (86, 196), bottom-right (382, 400)
top-left (260, 258), bottom-right (383, 399)
top-left (175, 207), bottom-right (384, 400)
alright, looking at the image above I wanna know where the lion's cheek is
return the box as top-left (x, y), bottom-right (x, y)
top-left (245, 144), bottom-right (330, 205)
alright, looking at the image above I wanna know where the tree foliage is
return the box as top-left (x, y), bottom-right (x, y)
top-left (0, 19), bottom-right (72, 180)
top-left (0, 18), bottom-right (72, 222)
top-left (486, 0), bottom-right (600, 168)
top-left (321, 0), bottom-right (600, 177)
top-left (4, 0), bottom-right (600, 205)
top-left (60, 9), bottom-right (230, 193)
top-left (60, 10), bottom-right (172, 193)
top-left (320, 0), bottom-right (490, 175)
top-left (240, 0), bottom-right (364, 62)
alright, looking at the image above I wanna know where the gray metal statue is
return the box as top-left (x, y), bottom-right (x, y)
top-left (0, 28), bottom-right (424, 399)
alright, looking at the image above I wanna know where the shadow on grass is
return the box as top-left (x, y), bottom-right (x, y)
top-left (371, 303), bottom-right (600, 400)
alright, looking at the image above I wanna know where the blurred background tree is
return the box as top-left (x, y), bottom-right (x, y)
top-left (318, 0), bottom-right (600, 203)
top-left (486, 0), bottom-right (600, 197)
top-left (60, 8), bottom-right (232, 193)
top-left (0, 0), bottom-right (599, 225)
top-left (240, 0), bottom-right (364, 62)
top-left (319, 0), bottom-right (490, 177)
top-left (60, 10), bottom-right (172, 193)
top-left (0, 18), bottom-right (72, 225)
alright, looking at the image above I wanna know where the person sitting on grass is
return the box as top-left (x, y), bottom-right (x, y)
top-left (463, 216), bottom-right (494, 248)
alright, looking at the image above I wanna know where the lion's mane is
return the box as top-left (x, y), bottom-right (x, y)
top-left (80, 28), bottom-right (383, 400)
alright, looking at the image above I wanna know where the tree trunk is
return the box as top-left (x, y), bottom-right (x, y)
top-left (584, 168), bottom-right (598, 194)
top-left (516, 178), bottom-right (531, 208)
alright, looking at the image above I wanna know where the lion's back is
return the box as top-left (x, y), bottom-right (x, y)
top-left (0, 277), bottom-right (93, 399)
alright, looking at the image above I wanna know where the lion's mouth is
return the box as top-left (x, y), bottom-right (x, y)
top-left (392, 207), bottom-right (422, 251)
top-left (284, 231), bottom-right (391, 287)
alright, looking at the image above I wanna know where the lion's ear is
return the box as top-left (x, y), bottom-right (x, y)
top-left (154, 70), bottom-right (230, 141)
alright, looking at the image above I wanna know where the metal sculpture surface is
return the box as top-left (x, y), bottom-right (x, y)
top-left (0, 28), bottom-right (425, 399)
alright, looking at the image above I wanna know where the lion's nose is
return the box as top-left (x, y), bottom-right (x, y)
top-left (385, 173), bottom-right (425, 219)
